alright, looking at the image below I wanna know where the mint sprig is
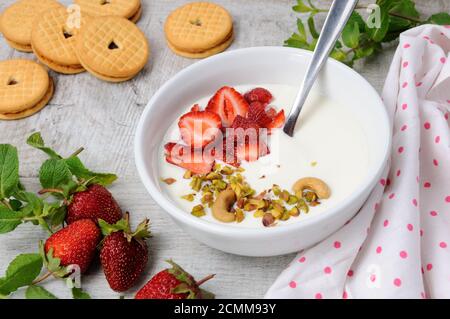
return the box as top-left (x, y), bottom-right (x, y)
top-left (286, 0), bottom-right (450, 66)
top-left (0, 254), bottom-right (43, 297)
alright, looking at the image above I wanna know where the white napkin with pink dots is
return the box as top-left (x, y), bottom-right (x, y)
top-left (265, 25), bottom-right (450, 299)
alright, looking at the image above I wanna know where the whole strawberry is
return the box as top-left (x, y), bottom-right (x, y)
top-left (99, 214), bottom-right (150, 292)
top-left (66, 184), bottom-right (122, 225)
top-left (44, 219), bottom-right (101, 273)
top-left (135, 260), bottom-right (215, 299)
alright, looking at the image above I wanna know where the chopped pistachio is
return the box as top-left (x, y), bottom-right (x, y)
top-left (280, 190), bottom-right (290, 202)
top-left (206, 172), bottom-right (222, 180)
top-left (191, 204), bottom-right (205, 217)
top-left (237, 167), bottom-right (245, 172)
top-left (304, 191), bottom-right (317, 203)
top-left (281, 210), bottom-right (291, 221)
top-left (248, 198), bottom-right (266, 209)
top-left (311, 161), bottom-right (318, 167)
top-left (220, 166), bottom-right (233, 175)
top-left (272, 184), bottom-right (281, 196)
top-left (270, 208), bottom-right (282, 219)
top-left (235, 209), bottom-right (245, 223)
top-left (212, 179), bottom-right (227, 190)
top-left (310, 201), bottom-right (320, 207)
top-left (181, 194), bottom-right (195, 202)
top-left (201, 192), bottom-right (214, 205)
top-left (183, 170), bottom-right (193, 179)
top-left (161, 178), bottom-right (176, 185)
top-left (288, 206), bottom-right (300, 217)
top-left (213, 163), bottom-right (222, 171)
top-left (254, 209), bottom-right (265, 218)
top-left (190, 176), bottom-right (203, 192)
top-left (287, 195), bottom-right (298, 205)
top-left (244, 203), bottom-right (257, 211)
top-left (297, 199), bottom-right (309, 213)
top-left (237, 198), bottom-right (246, 209)
top-left (262, 213), bottom-right (275, 227)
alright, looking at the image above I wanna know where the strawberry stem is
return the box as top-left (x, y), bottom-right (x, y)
top-left (38, 188), bottom-right (64, 195)
top-left (32, 271), bottom-right (52, 285)
top-left (196, 274), bottom-right (215, 286)
top-left (68, 147), bottom-right (85, 158)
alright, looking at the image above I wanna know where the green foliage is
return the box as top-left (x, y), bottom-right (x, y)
top-left (285, 0), bottom-right (449, 66)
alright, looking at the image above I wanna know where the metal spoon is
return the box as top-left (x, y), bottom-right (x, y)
top-left (283, 0), bottom-right (359, 137)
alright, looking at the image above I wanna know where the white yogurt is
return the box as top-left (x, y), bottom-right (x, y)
top-left (158, 84), bottom-right (369, 228)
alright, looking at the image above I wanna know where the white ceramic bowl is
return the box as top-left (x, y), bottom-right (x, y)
top-left (134, 47), bottom-right (391, 257)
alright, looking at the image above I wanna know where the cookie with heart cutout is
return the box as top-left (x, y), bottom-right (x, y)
top-left (31, 6), bottom-right (88, 74)
top-left (0, 59), bottom-right (54, 120)
top-left (75, 16), bottom-right (149, 82)
top-left (0, 0), bottom-right (64, 52)
top-left (74, 0), bottom-right (141, 22)
top-left (164, 2), bottom-right (234, 59)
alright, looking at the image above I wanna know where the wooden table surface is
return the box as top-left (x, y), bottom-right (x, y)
top-left (1, 0), bottom-right (448, 299)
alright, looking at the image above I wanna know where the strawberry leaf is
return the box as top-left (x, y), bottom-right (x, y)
top-left (0, 145), bottom-right (19, 200)
top-left (26, 132), bottom-right (62, 160)
top-left (25, 285), bottom-right (58, 299)
top-left (72, 287), bottom-right (91, 299)
top-left (0, 254), bottom-right (43, 296)
top-left (426, 13), bottom-right (450, 25)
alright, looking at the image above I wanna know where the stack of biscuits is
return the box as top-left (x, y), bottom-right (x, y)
top-left (0, 0), bottom-right (150, 119)
top-left (164, 2), bottom-right (234, 59)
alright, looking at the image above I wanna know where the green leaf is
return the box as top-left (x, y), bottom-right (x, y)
top-left (0, 206), bottom-right (25, 234)
top-left (292, 0), bottom-right (312, 13)
top-left (98, 218), bottom-right (128, 236)
top-left (307, 16), bottom-right (319, 39)
top-left (427, 13), bottom-right (450, 25)
top-left (367, 9), bottom-right (390, 42)
top-left (296, 18), bottom-right (307, 42)
top-left (388, 0), bottom-right (420, 19)
top-left (26, 132), bottom-right (61, 160)
top-left (0, 254), bottom-right (43, 296)
top-left (72, 287), bottom-right (91, 299)
top-left (0, 145), bottom-right (19, 200)
top-left (64, 156), bottom-right (117, 186)
top-left (284, 34), bottom-right (310, 49)
top-left (26, 285), bottom-right (57, 299)
top-left (342, 22), bottom-right (360, 49)
top-left (47, 205), bottom-right (66, 228)
top-left (39, 159), bottom-right (73, 189)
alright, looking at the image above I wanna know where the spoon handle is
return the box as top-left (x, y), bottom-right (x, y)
top-left (283, 0), bottom-right (359, 137)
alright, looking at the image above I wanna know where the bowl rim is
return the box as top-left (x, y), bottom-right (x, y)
top-left (134, 46), bottom-right (392, 238)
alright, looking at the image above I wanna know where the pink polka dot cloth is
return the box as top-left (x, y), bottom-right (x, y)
top-left (266, 25), bottom-right (450, 299)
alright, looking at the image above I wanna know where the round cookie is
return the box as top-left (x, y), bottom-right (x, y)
top-left (165, 2), bottom-right (233, 53)
top-left (0, 78), bottom-right (54, 120)
top-left (0, 59), bottom-right (53, 120)
top-left (167, 32), bottom-right (234, 59)
top-left (76, 16), bottom-right (149, 82)
top-left (0, 0), bottom-right (64, 52)
top-left (31, 7), bottom-right (86, 74)
top-left (74, 0), bottom-right (141, 19)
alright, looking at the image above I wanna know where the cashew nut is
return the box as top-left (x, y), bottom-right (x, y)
top-left (212, 189), bottom-right (237, 223)
top-left (292, 177), bottom-right (331, 199)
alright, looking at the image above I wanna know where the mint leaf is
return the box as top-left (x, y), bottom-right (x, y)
top-left (367, 9), bottom-right (390, 42)
top-left (0, 206), bottom-right (25, 234)
top-left (26, 132), bottom-right (61, 160)
top-left (0, 254), bottom-right (43, 296)
top-left (388, 0), bottom-right (420, 19)
top-left (25, 285), bottom-right (57, 299)
top-left (342, 21), bottom-right (360, 49)
top-left (296, 18), bottom-right (307, 42)
top-left (293, 0), bottom-right (312, 13)
top-left (64, 156), bottom-right (117, 186)
top-left (307, 16), bottom-right (319, 39)
top-left (72, 287), bottom-right (91, 299)
top-left (427, 13), bottom-right (450, 25)
top-left (0, 145), bottom-right (19, 200)
top-left (39, 159), bottom-right (73, 189)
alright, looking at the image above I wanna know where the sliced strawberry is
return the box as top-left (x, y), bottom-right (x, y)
top-left (190, 104), bottom-right (201, 112)
top-left (267, 110), bottom-right (286, 129)
top-left (244, 88), bottom-right (273, 104)
top-left (231, 115), bottom-right (260, 131)
top-left (265, 107), bottom-right (277, 119)
top-left (164, 143), bottom-right (214, 174)
top-left (178, 111), bottom-right (222, 148)
top-left (206, 87), bottom-right (249, 127)
top-left (247, 102), bottom-right (272, 127)
top-left (236, 140), bottom-right (269, 162)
